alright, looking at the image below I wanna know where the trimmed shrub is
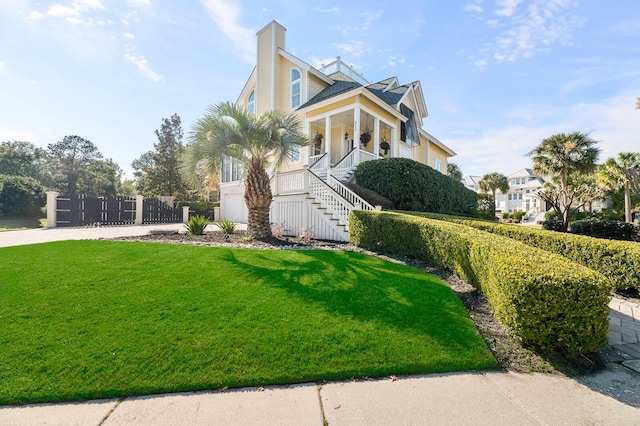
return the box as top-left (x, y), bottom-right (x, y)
top-left (570, 219), bottom-right (638, 241)
top-left (353, 158), bottom-right (477, 215)
top-left (542, 219), bottom-right (565, 232)
top-left (349, 210), bottom-right (611, 355)
top-left (413, 212), bottom-right (640, 291)
top-left (342, 181), bottom-right (394, 210)
top-left (512, 211), bottom-right (525, 222)
top-left (0, 174), bottom-right (45, 217)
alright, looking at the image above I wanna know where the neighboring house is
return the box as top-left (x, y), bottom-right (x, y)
top-left (220, 21), bottom-right (456, 241)
top-left (461, 175), bottom-right (481, 192)
top-left (494, 168), bottom-right (546, 218)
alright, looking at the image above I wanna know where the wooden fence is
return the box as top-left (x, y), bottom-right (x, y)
top-left (54, 194), bottom-right (184, 227)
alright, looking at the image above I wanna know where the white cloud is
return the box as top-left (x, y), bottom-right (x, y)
top-left (464, 4), bottom-right (483, 13)
top-left (27, 10), bottom-right (44, 19)
top-left (200, 0), bottom-right (255, 63)
top-left (122, 32), bottom-right (136, 39)
top-left (124, 53), bottom-right (163, 82)
top-left (474, 0), bottom-right (581, 66)
top-left (495, 0), bottom-right (522, 17)
top-left (333, 40), bottom-right (370, 59)
top-left (448, 92), bottom-right (640, 176)
top-left (127, 0), bottom-right (150, 7)
top-left (72, 0), bottom-right (105, 11)
top-left (47, 4), bottom-right (80, 18)
top-left (314, 7), bottom-right (340, 13)
top-left (0, 60), bottom-right (4, 68)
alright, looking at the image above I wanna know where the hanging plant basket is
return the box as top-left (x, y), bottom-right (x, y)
top-left (380, 139), bottom-right (390, 154)
top-left (313, 133), bottom-right (323, 146)
top-left (360, 131), bottom-right (371, 147)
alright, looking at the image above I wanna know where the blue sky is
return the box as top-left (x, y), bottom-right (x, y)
top-left (1, 0), bottom-right (639, 179)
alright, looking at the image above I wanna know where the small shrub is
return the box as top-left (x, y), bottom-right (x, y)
top-left (215, 218), bottom-right (237, 234)
top-left (242, 234), bottom-right (255, 242)
top-left (298, 227), bottom-right (314, 244)
top-left (271, 223), bottom-right (285, 238)
top-left (570, 219), bottom-right (638, 241)
top-left (502, 212), bottom-right (510, 220)
top-left (184, 215), bottom-right (209, 235)
top-left (542, 219), bottom-right (565, 232)
top-left (512, 211), bottom-right (525, 222)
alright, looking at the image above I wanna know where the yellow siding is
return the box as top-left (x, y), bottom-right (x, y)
top-left (256, 31), bottom-right (272, 113)
top-left (413, 137), bottom-right (428, 165)
top-left (358, 96), bottom-right (397, 123)
top-left (305, 96), bottom-right (357, 118)
top-left (430, 143), bottom-right (449, 173)
top-left (308, 74), bottom-right (328, 99)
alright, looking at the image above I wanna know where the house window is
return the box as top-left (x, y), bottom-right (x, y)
top-left (434, 159), bottom-right (442, 172)
top-left (291, 68), bottom-right (301, 109)
top-left (247, 90), bottom-right (255, 115)
top-left (221, 156), bottom-right (243, 183)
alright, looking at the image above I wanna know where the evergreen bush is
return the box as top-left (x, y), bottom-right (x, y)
top-left (0, 174), bottom-right (45, 217)
top-left (570, 219), bottom-right (638, 241)
top-left (353, 158), bottom-right (477, 215)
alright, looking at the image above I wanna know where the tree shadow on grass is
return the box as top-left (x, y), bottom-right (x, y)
top-left (216, 248), bottom-right (495, 368)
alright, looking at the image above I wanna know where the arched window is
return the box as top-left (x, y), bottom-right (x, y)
top-left (291, 68), bottom-right (301, 109)
top-left (247, 90), bottom-right (255, 115)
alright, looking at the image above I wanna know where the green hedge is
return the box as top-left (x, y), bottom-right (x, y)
top-left (353, 158), bottom-right (477, 215)
top-left (348, 210), bottom-right (611, 355)
top-left (570, 219), bottom-right (638, 241)
top-left (413, 212), bottom-right (640, 292)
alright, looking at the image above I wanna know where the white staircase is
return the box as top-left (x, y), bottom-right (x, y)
top-left (272, 149), bottom-right (379, 241)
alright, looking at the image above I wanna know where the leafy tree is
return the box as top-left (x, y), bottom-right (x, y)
top-left (447, 162), bottom-right (463, 181)
top-left (132, 114), bottom-right (190, 201)
top-left (528, 132), bottom-right (600, 230)
top-left (597, 152), bottom-right (640, 222)
top-left (0, 141), bottom-right (48, 181)
top-left (478, 172), bottom-right (509, 204)
top-left (81, 158), bottom-right (123, 196)
top-left (0, 174), bottom-right (45, 217)
top-left (184, 102), bottom-right (309, 237)
top-left (47, 135), bottom-right (103, 194)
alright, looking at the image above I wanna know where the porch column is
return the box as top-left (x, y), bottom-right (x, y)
top-left (325, 116), bottom-right (332, 162)
top-left (307, 121), bottom-right (313, 162)
top-left (46, 191), bottom-right (59, 228)
top-left (391, 126), bottom-right (397, 158)
top-left (373, 118), bottom-right (380, 157)
top-left (135, 195), bottom-right (144, 225)
top-left (353, 107), bottom-right (361, 163)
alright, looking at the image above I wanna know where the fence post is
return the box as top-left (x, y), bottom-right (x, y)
top-left (214, 206), bottom-right (220, 222)
top-left (135, 195), bottom-right (144, 225)
top-left (46, 191), bottom-right (59, 228)
top-left (182, 206), bottom-right (190, 223)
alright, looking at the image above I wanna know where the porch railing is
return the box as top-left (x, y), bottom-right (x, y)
top-left (331, 148), bottom-right (380, 181)
top-left (306, 170), bottom-right (353, 225)
top-left (327, 174), bottom-right (375, 211)
top-left (273, 169), bottom-right (306, 194)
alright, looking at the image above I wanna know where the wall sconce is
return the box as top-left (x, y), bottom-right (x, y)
top-left (344, 132), bottom-right (349, 141)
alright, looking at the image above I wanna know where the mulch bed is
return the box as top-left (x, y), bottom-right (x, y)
top-left (111, 229), bottom-right (609, 374)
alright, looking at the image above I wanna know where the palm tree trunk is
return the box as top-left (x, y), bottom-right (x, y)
top-left (624, 180), bottom-right (632, 223)
top-left (244, 157), bottom-right (273, 238)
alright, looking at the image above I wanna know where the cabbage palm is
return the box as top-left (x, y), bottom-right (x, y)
top-left (528, 132), bottom-right (600, 230)
top-left (597, 152), bottom-right (640, 222)
top-left (183, 102), bottom-right (309, 238)
top-left (478, 172), bottom-right (509, 207)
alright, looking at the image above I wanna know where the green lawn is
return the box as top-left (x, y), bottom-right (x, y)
top-left (0, 241), bottom-right (495, 405)
top-left (0, 217), bottom-right (45, 231)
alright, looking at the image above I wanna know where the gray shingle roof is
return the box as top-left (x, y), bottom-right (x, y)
top-left (298, 77), bottom-right (410, 110)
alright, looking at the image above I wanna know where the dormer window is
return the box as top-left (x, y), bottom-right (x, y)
top-left (291, 68), bottom-right (301, 109)
top-left (247, 90), bottom-right (255, 115)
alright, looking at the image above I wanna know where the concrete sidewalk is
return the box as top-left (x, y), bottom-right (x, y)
top-left (0, 369), bottom-right (639, 425)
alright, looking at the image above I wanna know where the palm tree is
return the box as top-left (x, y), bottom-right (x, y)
top-left (597, 152), bottom-right (640, 222)
top-left (183, 102), bottom-right (309, 238)
top-left (478, 172), bottom-right (509, 209)
top-left (447, 163), bottom-right (463, 181)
